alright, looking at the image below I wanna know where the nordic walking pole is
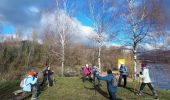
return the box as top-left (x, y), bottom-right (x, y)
top-left (94, 72), bottom-right (96, 95)
top-left (133, 73), bottom-right (137, 93)
top-left (53, 74), bottom-right (55, 86)
top-left (47, 72), bottom-right (50, 95)
top-left (137, 75), bottom-right (141, 92)
top-left (134, 73), bottom-right (140, 93)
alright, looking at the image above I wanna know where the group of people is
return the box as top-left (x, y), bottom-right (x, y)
top-left (15, 64), bottom-right (54, 100)
top-left (82, 62), bottom-right (158, 100)
top-left (82, 64), bottom-right (100, 83)
top-left (16, 62), bottom-right (158, 100)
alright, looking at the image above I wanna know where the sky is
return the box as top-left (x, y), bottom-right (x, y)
top-left (0, 0), bottom-right (170, 48)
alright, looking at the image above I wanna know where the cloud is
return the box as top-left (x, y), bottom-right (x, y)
top-left (0, 0), bottom-right (53, 28)
top-left (39, 10), bottom-right (97, 45)
top-left (0, 33), bottom-right (16, 42)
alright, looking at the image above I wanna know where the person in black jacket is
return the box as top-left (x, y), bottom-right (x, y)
top-left (41, 65), bottom-right (53, 87)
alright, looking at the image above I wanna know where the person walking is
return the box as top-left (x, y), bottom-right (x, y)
top-left (136, 62), bottom-right (158, 99)
top-left (41, 65), bottom-right (53, 87)
top-left (118, 64), bottom-right (128, 87)
top-left (96, 69), bottom-right (117, 100)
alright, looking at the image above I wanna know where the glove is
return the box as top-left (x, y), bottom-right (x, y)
top-left (140, 71), bottom-right (142, 75)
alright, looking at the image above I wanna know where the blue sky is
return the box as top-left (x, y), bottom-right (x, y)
top-left (0, 0), bottom-right (170, 47)
top-left (0, 24), bottom-right (15, 34)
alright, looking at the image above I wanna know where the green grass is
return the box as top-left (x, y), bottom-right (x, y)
top-left (38, 77), bottom-right (170, 100)
top-left (0, 80), bottom-right (20, 100)
top-left (38, 77), bottom-right (108, 100)
top-left (0, 77), bottom-right (170, 100)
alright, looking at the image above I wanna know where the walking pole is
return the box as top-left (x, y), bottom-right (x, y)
top-left (47, 73), bottom-right (50, 95)
top-left (94, 72), bottom-right (96, 95)
top-left (133, 73), bottom-right (137, 93)
top-left (53, 73), bottom-right (55, 86)
top-left (134, 73), bottom-right (141, 94)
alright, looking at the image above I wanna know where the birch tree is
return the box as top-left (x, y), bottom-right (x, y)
top-left (42, 12), bottom-right (77, 76)
top-left (86, 0), bottom-right (119, 72)
top-left (126, 0), bottom-right (170, 80)
top-left (41, 0), bottom-right (77, 76)
top-left (126, 0), bottom-right (149, 81)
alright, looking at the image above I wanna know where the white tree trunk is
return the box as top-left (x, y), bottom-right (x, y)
top-left (128, 0), bottom-right (138, 81)
top-left (98, 46), bottom-right (101, 72)
top-left (61, 43), bottom-right (65, 77)
top-left (133, 49), bottom-right (137, 81)
top-left (133, 20), bottom-right (137, 81)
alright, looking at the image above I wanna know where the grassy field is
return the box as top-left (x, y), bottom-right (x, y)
top-left (38, 77), bottom-right (170, 100)
top-left (0, 77), bottom-right (170, 100)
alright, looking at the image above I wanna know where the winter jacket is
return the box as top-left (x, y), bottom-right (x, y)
top-left (96, 74), bottom-right (117, 93)
top-left (23, 75), bottom-right (38, 92)
top-left (43, 69), bottom-right (53, 77)
top-left (83, 67), bottom-right (91, 76)
top-left (119, 66), bottom-right (128, 76)
top-left (140, 68), bottom-right (151, 83)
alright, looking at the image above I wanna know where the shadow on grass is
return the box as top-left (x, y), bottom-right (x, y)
top-left (84, 85), bottom-right (123, 100)
top-left (81, 76), bottom-right (93, 83)
top-left (84, 85), bottom-right (109, 99)
top-left (124, 86), bottom-right (153, 96)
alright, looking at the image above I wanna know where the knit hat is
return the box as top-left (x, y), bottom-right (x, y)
top-left (28, 71), bottom-right (36, 77)
top-left (141, 63), bottom-right (147, 68)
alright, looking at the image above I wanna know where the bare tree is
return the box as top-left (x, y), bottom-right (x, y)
top-left (40, 0), bottom-right (77, 76)
top-left (125, 0), bottom-right (169, 80)
top-left (42, 11), bottom-right (77, 76)
top-left (86, 0), bottom-right (118, 72)
top-left (126, 0), bottom-right (149, 81)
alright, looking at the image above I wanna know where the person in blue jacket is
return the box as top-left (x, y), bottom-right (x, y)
top-left (118, 64), bottom-right (128, 87)
top-left (96, 69), bottom-right (117, 100)
top-left (20, 70), bottom-right (38, 100)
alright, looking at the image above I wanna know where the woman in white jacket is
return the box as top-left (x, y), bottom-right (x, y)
top-left (136, 62), bottom-right (158, 98)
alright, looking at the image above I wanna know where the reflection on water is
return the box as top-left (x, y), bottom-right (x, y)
top-left (149, 64), bottom-right (170, 90)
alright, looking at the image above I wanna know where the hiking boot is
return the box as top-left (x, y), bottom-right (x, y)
top-left (136, 93), bottom-right (142, 96)
top-left (152, 91), bottom-right (158, 98)
top-left (136, 91), bottom-right (142, 96)
top-left (31, 97), bottom-right (37, 100)
top-left (153, 93), bottom-right (158, 99)
top-left (154, 96), bottom-right (158, 99)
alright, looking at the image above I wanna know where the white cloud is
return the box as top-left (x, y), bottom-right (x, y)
top-left (0, 34), bottom-right (16, 42)
top-left (139, 42), bottom-right (166, 50)
top-left (39, 10), bottom-right (96, 45)
top-left (29, 6), bottom-right (39, 13)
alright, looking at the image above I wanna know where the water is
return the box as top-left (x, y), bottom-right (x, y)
top-left (149, 64), bottom-right (170, 90)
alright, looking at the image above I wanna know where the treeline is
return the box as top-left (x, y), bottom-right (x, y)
top-left (0, 39), bottom-right (133, 80)
top-left (139, 50), bottom-right (170, 64)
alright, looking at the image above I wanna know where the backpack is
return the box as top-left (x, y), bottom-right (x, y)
top-left (20, 77), bottom-right (30, 88)
top-left (111, 76), bottom-right (118, 87)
